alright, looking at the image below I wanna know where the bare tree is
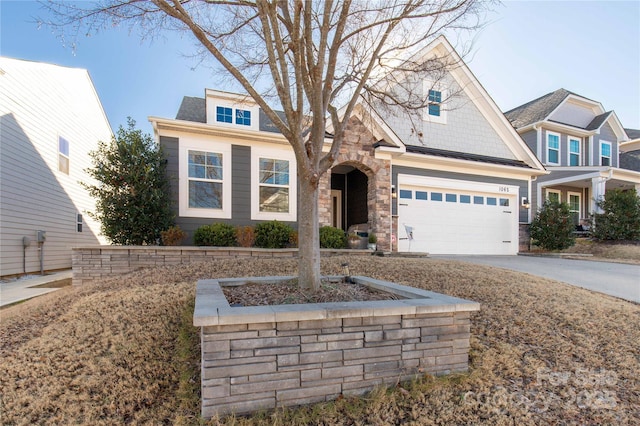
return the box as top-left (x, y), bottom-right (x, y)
top-left (43, 0), bottom-right (490, 291)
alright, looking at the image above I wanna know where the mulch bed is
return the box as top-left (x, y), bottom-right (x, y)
top-left (222, 279), bottom-right (399, 306)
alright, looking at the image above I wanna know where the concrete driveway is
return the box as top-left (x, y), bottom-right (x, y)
top-left (434, 255), bottom-right (640, 303)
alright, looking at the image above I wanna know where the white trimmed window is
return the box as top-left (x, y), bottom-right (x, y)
top-left (546, 132), bottom-right (560, 165)
top-left (179, 139), bottom-right (231, 218)
top-left (58, 136), bottom-right (70, 174)
top-left (213, 104), bottom-right (255, 129)
top-left (600, 141), bottom-right (612, 166)
top-left (546, 189), bottom-right (561, 203)
top-left (423, 82), bottom-right (447, 124)
top-left (76, 213), bottom-right (83, 233)
top-left (568, 192), bottom-right (581, 225)
top-left (251, 147), bottom-right (296, 221)
top-left (568, 137), bottom-right (581, 166)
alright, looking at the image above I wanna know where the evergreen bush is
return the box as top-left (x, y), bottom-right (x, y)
top-left (592, 189), bottom-right (640, 241)
top-left (254, 221), bottom-right (294, 248)
top-left (530, 200), bottom-right (575, 250)
top-left (319, 226), bottom-right (347, 249)
top-left (193, 223), bottom-right (237, 246)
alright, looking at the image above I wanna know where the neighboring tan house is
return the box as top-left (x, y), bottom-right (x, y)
top-left (150, 36), bottom-right (546, 255)
top-left (0, 57), bottom-right (112, 277)
top-left (505, 89), bottom-right (640, 225)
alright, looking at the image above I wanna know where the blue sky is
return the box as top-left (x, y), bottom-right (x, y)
top-left (1, 1), bottom-right (639, 136)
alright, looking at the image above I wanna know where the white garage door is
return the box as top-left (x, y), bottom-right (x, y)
top-left (397, 175), bottom-right (519, 255)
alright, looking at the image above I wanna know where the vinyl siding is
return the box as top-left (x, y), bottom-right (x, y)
top-left (391, 166), bottom-right (529, 223)
top-left (520, 129), bottom-right (537, 156)
top-left (380, 75), bottom-right (517, 160)
top-left (0, 58), bottom-right (112, 277)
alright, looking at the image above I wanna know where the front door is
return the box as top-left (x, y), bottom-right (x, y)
top-left (331, 190), bottom-right (342, 229)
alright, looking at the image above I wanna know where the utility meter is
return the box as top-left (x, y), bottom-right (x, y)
top-left (37, 230), bottom-right (46, 243)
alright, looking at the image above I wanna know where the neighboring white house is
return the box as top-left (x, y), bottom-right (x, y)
top-left (150, 36), bottom-right (547, 255)
top-left (0, 57), bottom-right (112, 277)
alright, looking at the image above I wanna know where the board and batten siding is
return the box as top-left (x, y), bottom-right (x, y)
top-left (0, 57), bottom-right (111, 277)
top-left (160, 135), bottom-right (297, 245)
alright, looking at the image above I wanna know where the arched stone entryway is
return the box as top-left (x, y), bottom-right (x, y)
top-left (318, 117), bottom-right (391, 251)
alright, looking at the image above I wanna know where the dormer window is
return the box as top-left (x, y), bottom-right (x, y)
top-left (235, 109), bottom-right (251, 126)
top-left (216, 106), bottom-right (233, 123)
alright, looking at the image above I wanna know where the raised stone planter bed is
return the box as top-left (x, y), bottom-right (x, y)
top-left (194, 276), bottom-right (480, 418)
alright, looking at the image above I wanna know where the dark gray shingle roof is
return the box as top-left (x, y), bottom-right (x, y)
top-left (504, 88), bottom-right (572, 129)
top-left (625, 128), bottom-right (640, 139)
top-left (405, 146), bottom-right (533, 169)
top-left (585, 111), bottom-right (612, 130)
top-left (176, 96), bottom-right (206, 123)
top-left (620, 150), bottom-right (640, 172)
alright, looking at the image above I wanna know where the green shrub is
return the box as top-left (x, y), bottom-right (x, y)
top-left (592, 189), bottom-right (640, 241)
top-left (254, 221), bottom-right (294, 248)
top-left (319, 226), bottom-right (347, 249)
top-left (530, 200), bottom-right (575, 250)
top-left (193, 223), bottom-right (237, 247)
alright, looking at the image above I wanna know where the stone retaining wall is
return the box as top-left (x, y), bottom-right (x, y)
top-left (195, 276), bottom-right (479, 418)
top-left (72, 246), bottom-right (370, 285)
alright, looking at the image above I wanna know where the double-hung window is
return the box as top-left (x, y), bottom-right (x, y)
top-left (423, 82), bottom-right (447, 124)
top-left (569, 137), bottom-right (581, 166)
top-left (58, 136), bottom-right (70, 174)
top-left (547, 132), bottom-right (560, 165)
top-left (600, 141), bottom-right (612, 166)
top-left (546, 190), bottom-right (560, 203)
top-left (188, 150), bottom-right (223, 209)
top-left (568, 192), bottom-right (581, 225)
top-left (251, 147), bottom-right (296, 221)
top-left (180, 140), bottom-right (231, 219)
top-left (427, 90), bottom-right (442, 117)
top-left (259, 158), bottom-right (290, 213)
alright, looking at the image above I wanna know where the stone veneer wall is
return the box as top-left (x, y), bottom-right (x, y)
top-left (72, 246), bottom-right (370, 285)
top-left (195, 276), bottom-right (479, 418)
top-left (318, 116), bottom-right (392, 251)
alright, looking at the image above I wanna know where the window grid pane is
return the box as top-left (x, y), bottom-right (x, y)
top-left (216, 106), bottom-right (232, 123)
top-left (428, 103), bottom-right (440, 117)
top-left (236, 109), bottom-right (251, 126)
top-left (188, 150), bottom-right (223, 209)
top-left (415, 191), bottom-right (428, 200)
top-left (399, 190), bottom-right (412, 199)
top-left (431, 192), bottom-right (443, 202)
top-left (259, 157), bottom-right (290, 212)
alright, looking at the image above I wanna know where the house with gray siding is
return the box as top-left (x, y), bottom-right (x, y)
top-left (150, 36), bottom-right (546, 255)
top-left (505, 89), bottom-right (640, 225)
top-left (0, 57), bottom-right (112, 278)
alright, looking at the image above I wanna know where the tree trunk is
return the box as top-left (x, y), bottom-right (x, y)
top-left (297, 177), bottom-right (321, 291)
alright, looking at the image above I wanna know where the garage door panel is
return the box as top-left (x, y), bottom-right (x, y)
top-left (397, 181), bottom-right (518, 255)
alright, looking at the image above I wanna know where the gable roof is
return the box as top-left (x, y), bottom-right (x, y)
top-left (504, 88), bottom-right (575, 129)
top-left (363, 35), bottom-right (545, 171)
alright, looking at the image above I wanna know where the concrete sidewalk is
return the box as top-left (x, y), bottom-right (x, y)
top-left (0, 270), bottom-right (72, 307)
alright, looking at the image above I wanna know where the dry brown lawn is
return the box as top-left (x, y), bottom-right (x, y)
top-left (1, 256), bottom-right (638, 425)
top-left (559, 239), bottom-right (640, 264)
